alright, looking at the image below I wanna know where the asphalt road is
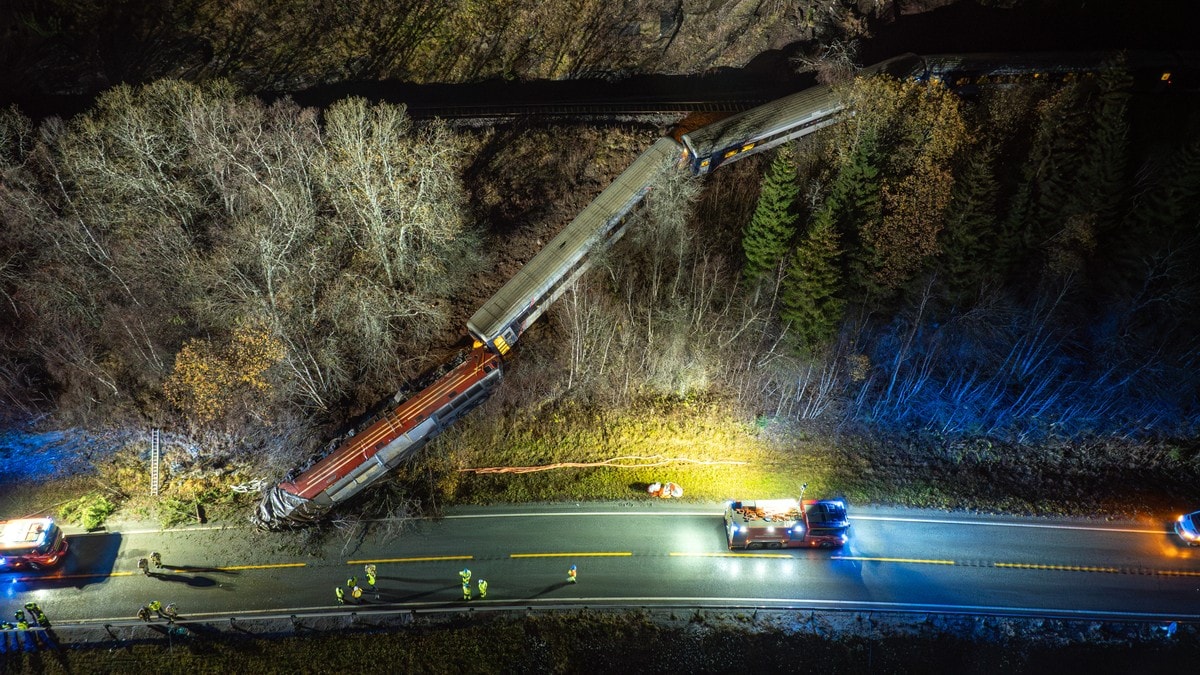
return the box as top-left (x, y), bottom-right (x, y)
top-left (7, 503), bottom-right (1200, 625)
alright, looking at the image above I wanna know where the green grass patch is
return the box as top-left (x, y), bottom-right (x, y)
top-left (57, 492), bottom-right (118, 531)
top-left (425, 398), bottom-right (841, 504)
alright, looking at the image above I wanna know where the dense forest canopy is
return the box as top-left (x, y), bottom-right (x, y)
top-left (0, 81), bottom-right (482, 436)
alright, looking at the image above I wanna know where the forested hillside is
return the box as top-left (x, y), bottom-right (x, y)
top-left (2, 54), bottom-right (1198, 518)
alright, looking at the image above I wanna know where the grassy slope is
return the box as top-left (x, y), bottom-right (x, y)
top-left (432, 398), bottom-right (808, 504)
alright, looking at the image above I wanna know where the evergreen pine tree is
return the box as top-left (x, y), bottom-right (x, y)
top-left (1030, 85), bottom-right (1091, 234)
top-left (833, 133), bottom-right (885, 300)
top-left (781, 205), bottom-right (845, 354)
top-left (741, 146), bottom-right (801, 285)
top-left (1079, 58), bottom-right (1132, 235)
top-left (937, 143), bottom-right (999, 306)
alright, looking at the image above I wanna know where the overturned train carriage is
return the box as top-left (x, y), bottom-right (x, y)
top-left (253, 346), bottom-right (502, 529)
top-left (467, 137), bottom-right (684, 355)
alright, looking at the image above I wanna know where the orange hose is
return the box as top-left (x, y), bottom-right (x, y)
top-left (458, 455), bottom-right (747, 474)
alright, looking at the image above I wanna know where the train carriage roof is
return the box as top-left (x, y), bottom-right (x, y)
top-left (467, 137), bottom-right (682, 345)
top-left (680, 85), bottom-right (840, 158)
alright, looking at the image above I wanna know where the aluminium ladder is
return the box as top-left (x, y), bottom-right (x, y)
top-left (150, 429), bottom-right (161, 496)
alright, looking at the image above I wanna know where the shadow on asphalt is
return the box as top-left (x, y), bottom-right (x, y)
top-left (531, 581), bottom-right (570, 598)
top-left (161, 564), bottom-right (241, 575)
top-left (391, 584), bottom-right (460, 603)
top-left (378, 575), bottom-right (449, 584)
top-left (147, 571), bottom-right (218, 588)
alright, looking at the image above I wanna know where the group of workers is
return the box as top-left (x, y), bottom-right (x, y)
top-left (335, 564), bottom-right (379, 604)
top-left (137, 600), bottom-right (179, 622)
top-left (334, 563), bottom-right (581, 604)
top-left (458, 568), bottom-right (490, 600)
top-left (1, 603), bottom-right (50, 631)
top-left (136, 551), bottom-right (164, 576)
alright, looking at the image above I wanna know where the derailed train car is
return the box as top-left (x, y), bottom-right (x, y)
top-left (253, 346), bottom-right (501, 528)
top-left (467, 137), bottom-right (684, 355)
top-left (678, 53), bottom-right (923, 175)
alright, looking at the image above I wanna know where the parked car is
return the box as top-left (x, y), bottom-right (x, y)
top-left (1174, 511), bottom-right (1200, 546)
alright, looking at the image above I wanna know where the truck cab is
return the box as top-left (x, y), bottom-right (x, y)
top-left (0, 517), bottom-right (69, 570)
top-left (724, 498), bottom-right (849, 550)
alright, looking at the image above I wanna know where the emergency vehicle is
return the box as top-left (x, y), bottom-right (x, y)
top-left (0, 517), bottom-right (69, 570)
top-left (724, 497), bottom-right (849, 550)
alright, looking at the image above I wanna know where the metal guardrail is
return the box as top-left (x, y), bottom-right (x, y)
top-left (35, 599), bottom-right (1200, 642)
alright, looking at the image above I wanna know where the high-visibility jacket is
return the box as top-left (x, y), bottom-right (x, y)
top-left (335, 587), bottom-right (345, 601)
top-left (366, 572), bottom-right (377, 587)
top-left (459, 569), bottom-right (471, 583)
top-left (351, 585), bottom-right (363, 599)
top-left (478, 580), bottom-right (488, 596)
top-left (148, 601), bottom-right (162, 613)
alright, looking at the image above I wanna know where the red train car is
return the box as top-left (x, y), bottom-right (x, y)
top-left (254, 345), bottom-right (502, 529)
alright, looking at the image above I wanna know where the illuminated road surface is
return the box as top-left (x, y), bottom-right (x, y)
top-left (5, 504), bottom-right (1200, 623)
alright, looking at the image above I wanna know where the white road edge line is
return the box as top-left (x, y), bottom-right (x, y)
top-left (849, 515), bottom-right (1166, 535)
top-left (444, 511), bottom-right (1170, 535)
top-left (70, 512), bottom-right (1171, 536)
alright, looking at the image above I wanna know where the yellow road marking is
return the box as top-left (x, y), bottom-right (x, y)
top-left (1153, 569), bottom-right (1200, 577)
top-left (670, 552), bottom-right (793, 558)
top-left (24, 572), bottom-right (128, 581)
top-left (509, 552), bottom-right (633, 558)
top-left (833, 556), bottom-right (956, 565)
top-left (212, 563), bottom-right (307, 571)
top-left (348, 555), bottom-right (473, 564)
top-left (995, 562), bottom-right (1120, 573)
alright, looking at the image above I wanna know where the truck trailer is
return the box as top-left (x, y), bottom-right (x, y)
top-left (724, 498), bottom-right (849, 550)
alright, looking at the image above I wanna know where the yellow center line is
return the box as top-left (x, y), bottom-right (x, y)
top-left (212, 563), bottom-right (307, 571)
top-left (670, 552), bottom-right (793, 558)
top-left (21, 572), bottom-right (128, 581)
top-left (510, 552), bottom-right (633, 558)
top-left (993, 562), bottom-right (1115, 573)
top-left (348, 555), bottom-right (474, 564)
top-left (1153, 569), bottom-right (1200, 577)
top-left (832, 556), bottom-right (957, 565)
